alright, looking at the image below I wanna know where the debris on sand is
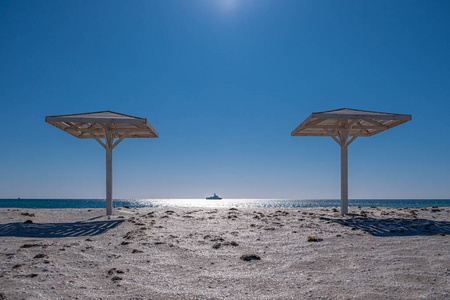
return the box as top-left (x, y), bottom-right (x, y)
top-left (21, 212), bottom-right (35, 217)
top-left (108, 268), bottom-right (125, 276)
top-left (307, 235), bottom-right (323, 242)
top-left (240, 254), bottom-right (261, 261)
top-left (214, 241), bottom-right (239, 249)
top-left (123, 231), bottom-right (135, 240)
top-left (107, 268), bottom-right (117, 275)
top-left (21, 244), bottom-right (42, 248)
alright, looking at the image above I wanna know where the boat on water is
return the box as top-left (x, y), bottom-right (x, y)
top-left (206, 193), bottom-right (222, 200)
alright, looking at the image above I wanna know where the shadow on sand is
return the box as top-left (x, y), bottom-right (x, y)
top-left (323, 217), bottom-right (450, 237)
top-left (0, 220), bottom-right (123, 238)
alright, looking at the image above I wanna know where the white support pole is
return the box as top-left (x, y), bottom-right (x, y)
top-left (105, 130), bottom-right (113, 216)
top-left (339, 128), bottom-right (349, 214)
top-left (340, 142), bottom-right (348, 214)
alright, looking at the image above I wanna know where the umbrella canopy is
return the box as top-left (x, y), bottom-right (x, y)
top-left (291, 108), bottom-right (411, 138)
top-left (46, 111), bottom-right (158, 139)
top-left (46, 111), bottom-right (159, 215)
top-left (291, 108), bottom-right (411, 214)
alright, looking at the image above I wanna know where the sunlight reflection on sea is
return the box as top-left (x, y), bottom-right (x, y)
top-left (1, 198), bottom-right (449, 209)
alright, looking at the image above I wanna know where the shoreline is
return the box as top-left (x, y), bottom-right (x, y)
top-left (1, 206), bottom-right (449, 299)
top-left (1, 198), bottom-right (450, 211)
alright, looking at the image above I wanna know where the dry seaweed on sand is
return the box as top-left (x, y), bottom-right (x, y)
top-left (240, 254), bottom-right (261, 261)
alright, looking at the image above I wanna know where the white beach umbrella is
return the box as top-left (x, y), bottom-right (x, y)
top-left (46, 111), bottom-right (159, 215)
top-left (291, 108), bottom-right (411, 214)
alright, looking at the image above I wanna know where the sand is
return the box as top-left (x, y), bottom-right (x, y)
top-left (0, 206), bottom-right (449, 299)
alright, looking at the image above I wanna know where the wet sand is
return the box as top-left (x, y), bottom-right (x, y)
top-left (1, 206), bottom-right (449, 299)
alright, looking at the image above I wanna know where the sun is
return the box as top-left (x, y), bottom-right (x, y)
top-left (219, 0), bottom-right (238, 13)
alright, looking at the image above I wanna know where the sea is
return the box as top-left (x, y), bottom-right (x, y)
top-left (0, 199), bottom-right (449, 209)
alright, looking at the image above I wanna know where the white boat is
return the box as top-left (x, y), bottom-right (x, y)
top-left (206, 193), bottom-right (222, 200)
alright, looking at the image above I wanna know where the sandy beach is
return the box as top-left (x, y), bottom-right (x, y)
top-left (1, 206), bottom-right (449, 299)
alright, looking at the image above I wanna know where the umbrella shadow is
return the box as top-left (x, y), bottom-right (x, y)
top-left (0, 220), bottom-right (123, 238)
top-left (323, 217), bottom-right (450, 237)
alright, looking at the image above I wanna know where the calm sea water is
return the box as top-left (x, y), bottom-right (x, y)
top-left (0, 199), bottom-right (449, 209)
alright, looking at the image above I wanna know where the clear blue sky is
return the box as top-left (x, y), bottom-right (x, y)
top-left (1, 0), bottom-right (449, 199)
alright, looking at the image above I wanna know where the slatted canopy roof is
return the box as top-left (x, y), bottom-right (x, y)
top-left (291, 108), bottom-right (411, 138)
top-left (46, 111), bottom-right (158, 216)
top-left (291, 108), bottom-right (411, 214)
top-left (45, 111), bottom-right (159, 139)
